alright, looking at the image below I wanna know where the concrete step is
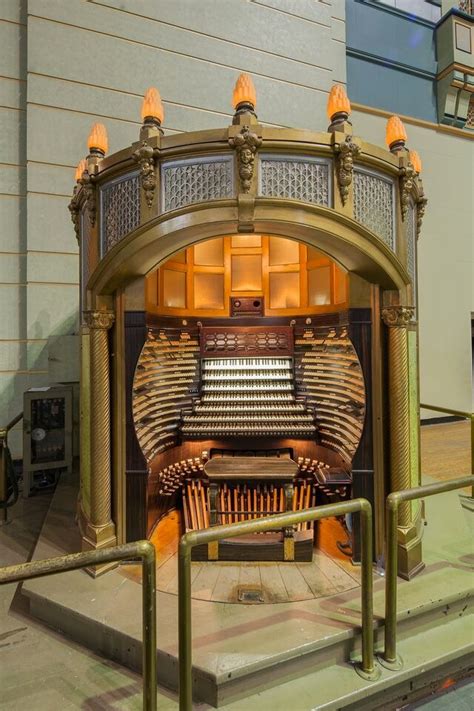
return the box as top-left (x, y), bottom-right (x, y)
top-left (20, 472), bottom-right (474, 708)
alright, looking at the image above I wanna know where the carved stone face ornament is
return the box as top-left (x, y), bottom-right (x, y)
top-left (133, 140), bottom-right (157, 209)
top-left (400, 161), bottom-right (417, 221)
top-left (334, 135), bottom-right (360, 205)
top-left (229, 125), bottom-right (262, 193)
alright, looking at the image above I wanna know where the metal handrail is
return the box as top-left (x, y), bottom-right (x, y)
top-left (420, 403), bottom-right (472, 420)
top-left (4, 411), bottom-right (24, 434)
top-left (381, 475), bottom-right (474, 670)
top-left (178, 498), bottom-right (377, 711)
top-left (420, 403), bottom-right (473, 495)
top-left (0, 541), bottom-right (157, 710)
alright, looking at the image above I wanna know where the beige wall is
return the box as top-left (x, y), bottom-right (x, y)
top-left (2, 0), bottom-right (472, 458)
top-left (353, 109), bottom-right (473, 416)
top-left (1, 0), bottom-right (346, 455)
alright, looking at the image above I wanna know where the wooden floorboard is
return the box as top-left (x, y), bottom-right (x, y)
top-left (120, 422), bottom-right (470, 602)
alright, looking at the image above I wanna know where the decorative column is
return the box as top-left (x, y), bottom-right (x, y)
top-left (82, 310), bottom-right (116, 572)
top-left (382, 305), bottom-right (423, 579)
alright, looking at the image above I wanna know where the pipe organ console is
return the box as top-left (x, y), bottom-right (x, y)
top-left (133, 320), bottom-right (365, 561)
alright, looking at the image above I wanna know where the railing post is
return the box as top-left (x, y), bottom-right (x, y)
top-left (381, 493), bottom-right (403, 670)
top-left (379, 476), bottom-right (474, 672)
top-left (471, 415), bottom-right (474, 498)
top-left (357, 499), bottom-right (378, 679)
top-left (0, 541), bottom-right (157, 710)
top-left (178, 499), bottom-right (379, 704)
top-left (178, 536), bottom-right (193, 711)
top-left (141, 541), bottom-right (158, 711)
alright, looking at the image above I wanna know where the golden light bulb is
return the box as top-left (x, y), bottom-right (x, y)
top-left (409, 149), bottom-right (422, 173)
top-left (327, 84), bottom-right (351, 121)
top-left (141, 87), bottom-right (164, 124)
top-left (232, 73), bottom-right (257, 110)
top-left (386, 115), bottom-right (407, 150)
top-left (87, 122), bottom-right (108, 154)
top-left (75, 158), bottom-right (87, 182)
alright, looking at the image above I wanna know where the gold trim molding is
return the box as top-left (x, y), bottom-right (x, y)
top-left (352, 102), bottom-right (474, 141)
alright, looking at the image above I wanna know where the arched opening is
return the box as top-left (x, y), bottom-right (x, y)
top-left (122, 232), bottom-right (374, 600)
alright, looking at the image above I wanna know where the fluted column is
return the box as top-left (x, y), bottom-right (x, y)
top-left (382, 305), bottom-right (424, 579)
top-left (382, 306), bottom-right (414, 527)
top-left (82, 310), bottom-right (116, 568)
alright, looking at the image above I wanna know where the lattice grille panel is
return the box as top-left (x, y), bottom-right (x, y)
top-left (406, 199), bottom-right (417, 285)
top-left (80, 206), bottom-right (93, 323)
top-left (201, 326), bottom-right (293, 356)
top-left (260, 157), bottom-right (330, 205)
top-left (466, 94), bottom-right (474, 129)
top-left (101, 173), bottom-right (140, 254)
top-left (162, 157), bottom-right (233, 212)
top-left (353, 170), bottom-right (394, 249)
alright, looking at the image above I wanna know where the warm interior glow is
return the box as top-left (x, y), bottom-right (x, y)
top-left (326, 84), bottom-right (351, 120)
top-left (150, 235), bottom-right (349, 316)
top-left (87, 122), bottom-right (108, 154)
top-left (232, 73), bottom-right (256, 110)
top-left (141, 86), bottom-right (164, 124)
top-left (409, 149), bottom-right (422, 173)
top-left (385, 115), bottom-right (407, 148)
top-left (75, 158), bottom-right (87, 182)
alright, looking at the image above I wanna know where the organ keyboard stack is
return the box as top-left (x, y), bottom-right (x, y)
top-left (181, 357), bottom-right (316, 438)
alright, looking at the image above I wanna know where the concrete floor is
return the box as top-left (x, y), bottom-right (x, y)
top-left (0, 421), bottom-right (472, 710)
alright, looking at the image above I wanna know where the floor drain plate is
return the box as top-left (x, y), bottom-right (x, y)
top-left (238, 587), bottom-right (264, 603)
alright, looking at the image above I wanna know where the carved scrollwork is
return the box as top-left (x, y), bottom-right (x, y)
top-left (84, 310), bottom-right (115, 330)
top-left (416, 194), bottom-right (427, 238)
top-left (132, 141), bottom-right (156, 209)
top-left (381, 306), bottom-right (416, 328)
top-left (334, 135), bottom-right (360, 205)
top-left (79, 170), bottom-right (97, 227)
top-left (229, 125), bottom-right (262, 193)
top-left (68, 189), bottom-right (81, 243)
top-left (399, 161), bottom-right (417, 221)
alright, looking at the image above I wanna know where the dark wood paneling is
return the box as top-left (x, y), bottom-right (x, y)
top-left (126, 470), bottom-right (148, 542)
top-left (348, 308), bottom-right (375, 561)
top-left (124, 310), bottom-right (148, 541)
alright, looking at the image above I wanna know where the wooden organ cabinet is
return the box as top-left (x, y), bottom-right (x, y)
top-left (132, 316), bottom-right (367, 562)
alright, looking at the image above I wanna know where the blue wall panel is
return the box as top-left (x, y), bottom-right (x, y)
top-left (346, 0), bottom-right (438, 122)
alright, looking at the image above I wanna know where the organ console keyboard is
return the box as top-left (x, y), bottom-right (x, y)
top-left (182, 356), bottom-right (316, 438)
top-left (134, 320), bottom-right (366, 560)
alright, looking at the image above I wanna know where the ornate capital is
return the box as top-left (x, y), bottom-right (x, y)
top-left (79, 171), bottom-right (97, 227)
top-left (399, 161), bottom-right (417, 221)
top-left (334, 135), bottom-right (360, 205)
top-left (229, 125), bottom-right (262, 193)
top-left (132, 140), bottom-right (157, 209)
top-left (84, 310), bottom-right (115, 330)
top-left (381, 306), bottom-right (416, 328)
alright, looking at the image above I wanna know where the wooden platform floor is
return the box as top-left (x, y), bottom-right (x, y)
top-left (421, 420), bottom-right (471, 484)
top-left (122, 511), bottom-right (361, 603)
top-left (122, 422), bottom-right (471, 604)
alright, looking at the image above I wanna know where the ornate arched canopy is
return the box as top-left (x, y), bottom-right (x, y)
top-left (71, 78), bottom-right (426, 580)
